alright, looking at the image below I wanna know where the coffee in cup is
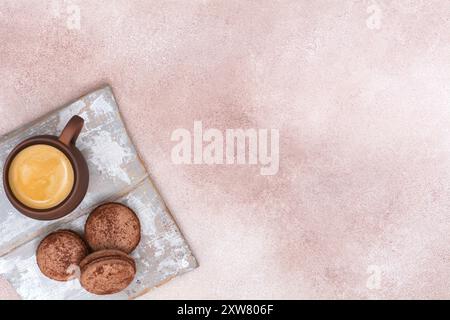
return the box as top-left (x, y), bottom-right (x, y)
top-left (8, 144), bottom-right (75, 210)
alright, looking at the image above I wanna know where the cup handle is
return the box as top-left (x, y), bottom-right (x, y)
top-left (59, 115), bottom-right (84, 146)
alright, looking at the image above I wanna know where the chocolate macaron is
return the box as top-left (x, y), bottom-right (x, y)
top-left (80, 249), bottom-right (136, 295)
top-left (85, 203), bottom-right (141, 254)
top-left (36, 230), bottom-right (89, 281)
top-left (79, 249), bottom-right (134, 269)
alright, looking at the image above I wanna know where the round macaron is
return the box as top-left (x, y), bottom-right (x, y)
top-left (80, 251), bottom-right (136, 295)
top-left (36, 230), bottom-right (89, 281)
top-left (85, 203), bottom-right (141, 254)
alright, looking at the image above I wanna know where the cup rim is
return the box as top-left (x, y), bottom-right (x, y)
top-left (3, 135), bottom-right (84, 220)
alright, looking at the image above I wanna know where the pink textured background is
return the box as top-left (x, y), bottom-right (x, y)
top-left (1, 0), bottom-right (450, 299)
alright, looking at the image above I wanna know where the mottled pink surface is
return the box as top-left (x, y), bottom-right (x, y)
top-left (1, 0), bottom-right (450, 299)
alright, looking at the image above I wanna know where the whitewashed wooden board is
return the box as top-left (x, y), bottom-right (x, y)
top-left (0, 87), bottom-right (197, 299)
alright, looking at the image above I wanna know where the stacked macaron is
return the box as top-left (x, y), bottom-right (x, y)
top-left (36, 203), bottom-right (141, 295)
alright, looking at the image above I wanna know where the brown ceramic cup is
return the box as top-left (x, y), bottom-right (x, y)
top-left (3, 115), bottom-right (89, 220)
